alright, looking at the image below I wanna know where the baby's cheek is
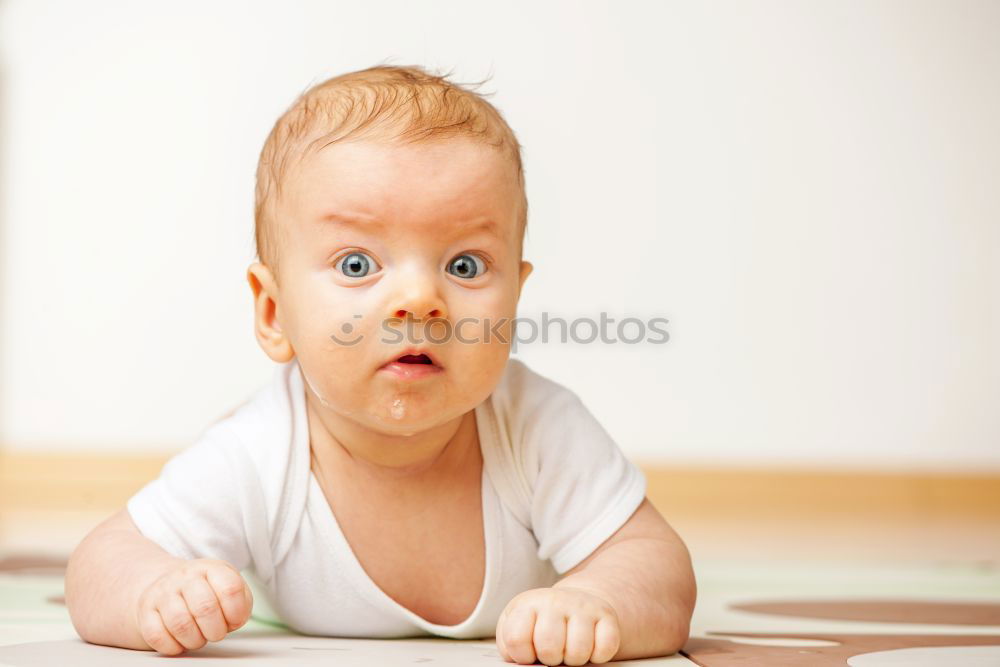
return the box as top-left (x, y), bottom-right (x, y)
top-left (449, 340), bottom-right (510, 397)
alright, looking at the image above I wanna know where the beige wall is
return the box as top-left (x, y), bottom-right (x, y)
top-left (0, 0), bottom-right (997, 470)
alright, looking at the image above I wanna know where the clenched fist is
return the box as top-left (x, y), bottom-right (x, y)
top-left (134, 558), bottom-right (254, 655)
top-left (495, 586), bottom-right (621, 666)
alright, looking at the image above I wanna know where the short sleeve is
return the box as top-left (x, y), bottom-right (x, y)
top-left (527, 391), bottom-right (647, 574)
top-left (126, 423), bottom-right (254, 571)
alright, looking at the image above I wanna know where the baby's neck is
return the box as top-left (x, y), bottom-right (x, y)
top-left (306, 395), bottom-right (479, 489)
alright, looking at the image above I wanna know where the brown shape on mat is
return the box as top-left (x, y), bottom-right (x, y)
top-left (731, 599), bottom-right (1000, 626)
top-left (682, 632), bottom-right (1000, 666)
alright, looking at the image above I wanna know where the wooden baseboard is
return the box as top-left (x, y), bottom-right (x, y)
top-left (642, 466), bottom-right (1000, 519)
top-left (2, 451), bottom-right (998, 519)
top-left (0, 452), bottom-right (170, 512)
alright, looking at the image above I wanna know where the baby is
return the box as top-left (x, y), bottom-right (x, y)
top-left (64, 65), bottom-right (696, 666)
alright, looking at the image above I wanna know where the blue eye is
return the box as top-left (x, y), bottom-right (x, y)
top-left (335, 251), bottom-right (380, 278)
top-left (447, 253), bottom-right (486, 279)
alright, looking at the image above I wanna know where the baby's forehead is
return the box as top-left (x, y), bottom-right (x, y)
top-left (285, 138), bottom-right (521, 228)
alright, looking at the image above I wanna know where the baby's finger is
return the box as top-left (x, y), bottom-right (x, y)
top-left (499, 606), bottom-right (537, 665)
top-left (590, 615), bottom-right (621, 664)
top-left (494, 627), bottom-right (510, 662)
top-left (532, 611), bottom-right (567, 667)
top-left (494, 613), bottom-right (512, 662)
top-left (136, 605), bottom-right (185, 655)
top-left (562, 615), bottom-right (596, 667)
top-left (205, 567), bottom-right (252, 630)
top-left (181, 576), bottom-right (229, 642)
top-left (157, 592), bottom-right (207, 651)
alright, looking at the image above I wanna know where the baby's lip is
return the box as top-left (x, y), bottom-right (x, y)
top-left (381, 347), bottom-right (442, 369)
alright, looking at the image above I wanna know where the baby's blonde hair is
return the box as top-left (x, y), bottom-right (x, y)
top-left (254, 64), bottom-right (528, 279)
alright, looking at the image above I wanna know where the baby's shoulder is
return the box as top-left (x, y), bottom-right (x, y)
top-left (478, 358), bottom-right (610, 530)
top-left (488, 357), bottom-right (589, 425)
top-left (188, 361), bottom-right (301, 477)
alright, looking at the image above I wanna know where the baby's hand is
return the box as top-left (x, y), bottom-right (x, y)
top-left (133, 558), bottom-right (254, 655)
top-left (495, 586), bottom-right (621, 666)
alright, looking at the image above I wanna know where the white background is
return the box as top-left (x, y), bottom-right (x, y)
top-left (0, 0), bottom-right (997, 470)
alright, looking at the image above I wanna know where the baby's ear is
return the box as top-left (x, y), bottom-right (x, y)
top-left (247, 262), bottom-right (294, 363)
top-left (517, 260), bottom-right (533, 298)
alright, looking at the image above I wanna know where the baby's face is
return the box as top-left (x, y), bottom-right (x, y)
top-left (251, 137), bottom-right (531, 436)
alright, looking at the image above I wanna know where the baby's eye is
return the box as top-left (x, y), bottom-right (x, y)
top-left (447, 253), bottom-right (487, 280)
top-left (335, 251), bottom-right (381, 278)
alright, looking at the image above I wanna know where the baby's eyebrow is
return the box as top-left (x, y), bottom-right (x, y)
top-left (319, 211), bottom-right (501, 239)
top-left (317, 211), bottom-right (383, 228)
top-left (458, 218), bottom-right (502, 239)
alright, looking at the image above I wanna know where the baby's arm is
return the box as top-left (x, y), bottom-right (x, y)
top-left (496, 498), bottom-right (696, 664)
top-left (551, 498), bottom-right (696, 659)
top-left (65, 508), bottom-right (253, 654)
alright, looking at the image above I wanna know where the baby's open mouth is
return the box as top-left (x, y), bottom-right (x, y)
top-left (379, 350), bottom-right (443, 380)
top-left (396, 354), bottom-right (433, 364)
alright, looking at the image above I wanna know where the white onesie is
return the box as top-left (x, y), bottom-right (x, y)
top-left (126, 357), bottom-right (647, 639)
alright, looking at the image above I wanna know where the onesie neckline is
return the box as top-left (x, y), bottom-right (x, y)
top-left (302, 384), bottom-right (502, 635)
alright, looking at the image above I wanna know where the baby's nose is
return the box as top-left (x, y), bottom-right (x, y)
top-left (388, 271), bottom-right (446, 322)
top-left (392, 303), bottom-right (444, 320)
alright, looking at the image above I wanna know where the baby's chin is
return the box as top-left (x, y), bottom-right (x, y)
top-left (322, 390), bottom-right (465, 435)
top-left (304, 360), bottom-right (505, 434)
top-left (375, 391), bottom-right (471, 432)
